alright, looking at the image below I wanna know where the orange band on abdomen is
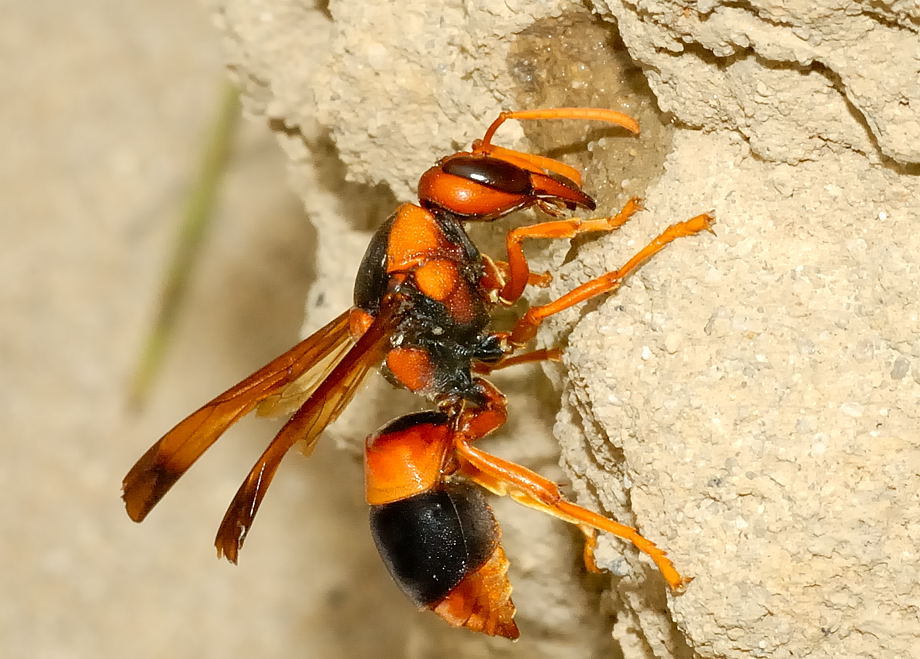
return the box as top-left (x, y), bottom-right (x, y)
top-left (364, 415), bottom-right (452, 505)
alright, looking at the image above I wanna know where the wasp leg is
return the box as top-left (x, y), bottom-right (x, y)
top-left (480, 256), bottom-right (551, 305)
top-left (472, 107), bottom-right (639, 188)
top-left (454, 440), bottom-right (690, 591)
top-left (450, 381), bottom-right (690, 589)
top-left (455, 440), bottom-right (562, 506)
top-left (441, 378), bottom-right (508, 443)
top-left (492, 260), bottom-right (553, 288)
top-left (500, 197), bottom-right (644, 304)
top-left (510, 212), bottom-right (714, 344)
top-left (477, 108), bottom-right (639, 152)
top-left (514, 486), bottom-right (691, 592)
top-left (578, 524), bottom-right (602, 574)
top-left (473, 348), bottom-right (562, 375)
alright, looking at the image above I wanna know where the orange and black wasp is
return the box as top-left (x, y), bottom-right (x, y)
top-left (123, 107), bottom-right (712, 639)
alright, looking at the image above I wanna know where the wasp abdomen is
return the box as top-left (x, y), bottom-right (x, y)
top-left (369, 483), bottom-right (499, 607)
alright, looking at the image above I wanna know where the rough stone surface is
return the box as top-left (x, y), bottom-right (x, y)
top-left (555, 130), bottom-right (919, 658)
top-left (593, 0), bottom-right (920, 166)
top-left (207, 0), bottom-right (919, 657)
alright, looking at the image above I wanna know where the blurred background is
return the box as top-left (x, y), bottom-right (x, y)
top-left (1, 2), bottom-right (417, 656)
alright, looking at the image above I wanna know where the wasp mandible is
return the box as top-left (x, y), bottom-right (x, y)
top-left (123, 107), bottom-right (712, 639)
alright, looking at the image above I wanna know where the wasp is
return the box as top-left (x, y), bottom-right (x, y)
top-left (123, 107), bottom-right (712, 639)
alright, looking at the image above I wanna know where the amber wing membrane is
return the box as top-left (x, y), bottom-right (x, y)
top-left (214, 298), bottom-right (401, 563)
top-left (255, 338), bottom-right (354, 418)
top-left (122, 310), bottom-right (354, 523)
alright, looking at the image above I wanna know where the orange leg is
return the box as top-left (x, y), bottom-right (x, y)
top-left (524, 490), bottom-right (690, 591)
top-left (454, 440), bottom-right (562, 506)
top-left (456, 444), bottom-right (689, 590)
top-left (471, 108), bottom-right (640, 189)
top-left (579, 525), bottom-right (602, 574)
top-left (490, 260), bottom-right (553, 289)
top-left (510, 212), bottom-right (715, 344)
top-left (445, 377), bottom-right (508, 444)
top-left (473, 348), bottom-right (562, 375)
top-left (500, 197), bottom-right (644, 304)
top-left (476, 108), bottom-right (640, 151)
top-left (479, 256), bottom-right (551, 304)
top-left (452, 400), bottom-right (690, 591)
top-left (454, 438), bottom-right (690, 591)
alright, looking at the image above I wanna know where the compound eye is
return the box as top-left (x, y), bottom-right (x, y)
top-left (441, 156), bottom-right (532, 194)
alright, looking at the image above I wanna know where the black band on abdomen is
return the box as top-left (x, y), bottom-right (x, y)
top-left (369, 482), bottom-right (498, 607)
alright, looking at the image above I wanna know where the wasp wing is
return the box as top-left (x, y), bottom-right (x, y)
top-left (255, 324), bottom-right (359, 419)
top-left (122, 310), bottom-right (354, 523)
top-left (214, 297), bottom-right (400, 563)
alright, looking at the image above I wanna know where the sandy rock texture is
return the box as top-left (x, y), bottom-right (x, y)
top-left (210, 0), bottom-right (919, 657)
top-left (596, 0), bottom-right (920, 166)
